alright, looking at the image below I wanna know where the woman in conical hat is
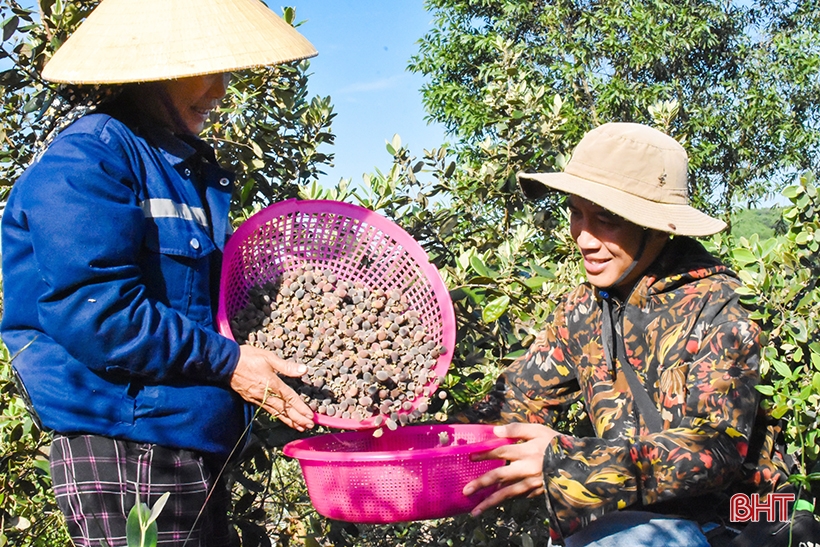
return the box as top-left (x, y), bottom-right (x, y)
top-left (1, 1), bottom-right (317, 544)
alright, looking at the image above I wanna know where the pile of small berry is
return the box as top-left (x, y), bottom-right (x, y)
top-left (230, 265), bottom-right (445, 428)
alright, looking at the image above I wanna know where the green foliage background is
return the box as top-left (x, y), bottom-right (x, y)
top-left (2, 0), bottom-right (820, 545)
top-left (410, 0), bottom-right (820, 216)
top-left (731, 207), bottom-right (785, 241)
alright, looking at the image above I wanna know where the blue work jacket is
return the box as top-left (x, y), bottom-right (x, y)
top-left (1, 113), bottom-right (252, 458)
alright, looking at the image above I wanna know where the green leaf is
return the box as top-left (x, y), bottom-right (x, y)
top-left (531, 263), bottom-right (555, 277)
top-left (22, 92), bottom-right (43, 114)
top-left (469, 255), bottom-right (491, 277)
top-left (772, 359), bottom-right (793, 380)
top-left (461, 287), bottom-right (482, 304)
top-left (756, 384), bottom-right (774, 396)
top-left (789, 319), bottom-right (809, 344)
top-left (126, 502), bottom-right (150, 547)
top-left (811, 351), bottom-right (820, 371)
top-left (795, 231), bottom-right (811, 245)
top-left (759, 238), bottom-right (779, 259)
top-left (782, 185), bottom-right (801, 199)
top-left (147, 492), bottom-right (170, 526)
top-left (482, 295), bottom-right (510, 323)
top-left (440, 215), bottom-right (458, 235)
top-left (32, 458), bottom-right (50, 474)
top-left (465, 275), bottom-right (495, 285)
top-left (522, 276), bottom-right (550, 289)
top-left (772, 403), bottom-right (789, 420)
top-left (2, 16), bottom-right (18, 42)
top-left (239, 180), bottom-right (254, 205)
top-left (143, 525), bottom-right (158, 547)
top-left (736, 269), bottom-right (756, 285)
top-left (456, 249), bottom-right (475, 271)
top-left (731, 248), bottom-right (756, 265)
top-left (448, 287), bottom-right (468, 301)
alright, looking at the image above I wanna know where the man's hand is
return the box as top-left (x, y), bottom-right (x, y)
top-left (230, 345), bottom-right (315, 431)
top-left (462, 423), bottom-right (559, 516)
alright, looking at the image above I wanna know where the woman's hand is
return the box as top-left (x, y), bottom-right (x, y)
top-left (463, 423), bottom-right (559, 516)
top-left (230, 345), bottom-right (315, 431)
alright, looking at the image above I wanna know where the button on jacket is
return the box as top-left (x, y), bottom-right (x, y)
top-left (1, 113), bottom-right (252, 458)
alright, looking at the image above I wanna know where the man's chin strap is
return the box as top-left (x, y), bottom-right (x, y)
top-left (598, 229), bottom-right (650, 376)
top-left (596, 229), bottom-right (666, 432)
top-left (599, 229), bottom-right (650, 299)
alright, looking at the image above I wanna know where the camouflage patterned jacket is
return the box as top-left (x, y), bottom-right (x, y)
top-left (473, 237), bottom-right (789, 543)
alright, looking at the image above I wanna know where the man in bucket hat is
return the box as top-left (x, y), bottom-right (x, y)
top-left (1, 0), bottom-right (318, 544)
top-left (461, 123), bottom-right (789, 546)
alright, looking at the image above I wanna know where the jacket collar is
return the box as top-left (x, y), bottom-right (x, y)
top-left (132, 123), bottom-right (200, 167)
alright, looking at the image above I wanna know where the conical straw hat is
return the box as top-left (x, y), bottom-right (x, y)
top-left (41, 0), bottom-right (318, 84)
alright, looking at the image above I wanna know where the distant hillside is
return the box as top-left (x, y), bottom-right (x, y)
top-left (730, 207), bottom-right (784, 240)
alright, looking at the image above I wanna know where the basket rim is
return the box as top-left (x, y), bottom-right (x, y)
top-left (216, 199), bottom-right (457, 430)
top-left (282, 424), bottom-right (515, 463)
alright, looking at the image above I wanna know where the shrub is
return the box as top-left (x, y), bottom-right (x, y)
top-left (717, 172), bottom-right (820, 470)
top-left (0, 343), bottom-right (69, 546)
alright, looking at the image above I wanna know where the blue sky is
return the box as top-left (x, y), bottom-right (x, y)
top-left (281, 1), bottom-right (448, 184)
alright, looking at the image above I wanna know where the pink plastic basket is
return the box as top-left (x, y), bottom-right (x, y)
top-left (282, 424), bottom-right (514, 523)
top-left (217, 199), bottom-right (457, 430)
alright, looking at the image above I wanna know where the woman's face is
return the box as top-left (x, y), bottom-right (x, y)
top-left (568, 196), bottom-right (668, 297)
top-left (142, 73), bottom-right (231, 134)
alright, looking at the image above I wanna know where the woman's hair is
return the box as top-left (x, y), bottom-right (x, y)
top-left (34, 80), bottom-right (193, 159)
top-left (34, 85), bottom-right (122, 160)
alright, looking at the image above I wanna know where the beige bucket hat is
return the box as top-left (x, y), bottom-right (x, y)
top-left (518, 122), bottom-right (726, 236)
top-left (41, 0), bottom-right (318, 84)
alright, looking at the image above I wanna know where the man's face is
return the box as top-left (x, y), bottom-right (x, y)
top-left (155, 73), bottom-right (231, 134)
top-left (568, 196), bottom-right (668, 297)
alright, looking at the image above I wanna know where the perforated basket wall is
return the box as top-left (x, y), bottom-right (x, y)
top-left (282, 424), bottom-right (513, 523)
top-left (217, 199), bottom-right (456, 430)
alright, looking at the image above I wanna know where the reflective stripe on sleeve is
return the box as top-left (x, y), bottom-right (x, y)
top-left (140, 199), bottom-right (209, 228)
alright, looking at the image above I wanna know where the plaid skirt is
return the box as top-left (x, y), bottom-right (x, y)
top-left (49, 434), bottom-right (236, 547)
